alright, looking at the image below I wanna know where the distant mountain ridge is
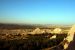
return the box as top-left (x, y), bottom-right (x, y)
top-left (0, 23), bottom-right (71, 30)
top-left (0, 23), bottom-right (36, 29)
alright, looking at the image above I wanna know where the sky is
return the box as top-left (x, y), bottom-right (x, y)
top-left (0, 0), bottom-right (75, 25)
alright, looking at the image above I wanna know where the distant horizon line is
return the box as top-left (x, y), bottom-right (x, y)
top-left (0, 22), bottom-right (73, 26)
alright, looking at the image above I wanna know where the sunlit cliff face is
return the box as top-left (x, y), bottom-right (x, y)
top-left (67, 25), bottom-right (75, 42)
top-left (53, 28), bottom-right (62, 34)
top-left (64, 25), bottom-right (75, 49)
top-left (30, 28), bottom-right (45, 34)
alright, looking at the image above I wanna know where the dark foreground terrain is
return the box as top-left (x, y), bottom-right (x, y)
top-left (0, 33), bottom-right (67, 50)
